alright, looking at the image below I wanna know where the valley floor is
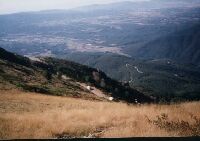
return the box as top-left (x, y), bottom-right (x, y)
top-left (0, 90), bottom-right (200, 139)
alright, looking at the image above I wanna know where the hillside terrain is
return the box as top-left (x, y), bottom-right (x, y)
top-left (0, 90), bottom-right (200, 139)
top-left (129, 24), bottom-right (200, 66)
top-left (0, 0), bottom-right (200, 139)
top-left (0, 0), bottom-right (199, 101)
top-left (0, 47), bottom-right (152, 103)
top-left (65, 53), bottom-right (200, 102)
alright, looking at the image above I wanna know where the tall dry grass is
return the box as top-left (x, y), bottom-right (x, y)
top-left (0, 90), bottom-right (200, 139)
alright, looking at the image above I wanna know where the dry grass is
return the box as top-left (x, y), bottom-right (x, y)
top-left (0, 90), bottom-right (200, 139)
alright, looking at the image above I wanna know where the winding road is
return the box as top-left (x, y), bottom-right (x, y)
top-left (126, 64), bottom-right (143, 74)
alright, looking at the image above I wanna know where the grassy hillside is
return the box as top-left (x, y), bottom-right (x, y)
top-left (0, 90), bottom-right (200, 139)
top-left (0, 48), bottom-right (101, 101)
top-left (0, 47), bottom-right (152, 103)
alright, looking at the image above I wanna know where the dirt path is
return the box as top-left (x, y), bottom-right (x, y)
top-left (77, 82), bottom-right (111, 100)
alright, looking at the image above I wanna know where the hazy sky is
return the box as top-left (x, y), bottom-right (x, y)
top-left (0, 0), bottom-right (150, 14)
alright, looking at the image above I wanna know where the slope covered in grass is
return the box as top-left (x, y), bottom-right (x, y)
top-left (0, 90), bottom-right (199, 139)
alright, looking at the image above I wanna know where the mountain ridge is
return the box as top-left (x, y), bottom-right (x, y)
top-left (64, 52), bottom-right (200, 102)
top-left (0, 47), bottom-right (152, 103)
top-left (131, 24), bottom-right (200, 65)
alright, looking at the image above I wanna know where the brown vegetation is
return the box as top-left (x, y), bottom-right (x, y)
top-left (0, 90), bottom-right (200, 139)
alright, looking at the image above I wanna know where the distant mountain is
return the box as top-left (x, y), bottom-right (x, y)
top-left (130, 24), bottom-right (200, 66)
top-left (0, 0), bottom-right (199, 64)
top-left (0, 47), bottom-right (152, 103)
top-left (75, 0), bottom-right (200, 12)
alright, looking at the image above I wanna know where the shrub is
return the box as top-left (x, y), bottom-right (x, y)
top-left (147, 113), bottom-right (200, 136)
